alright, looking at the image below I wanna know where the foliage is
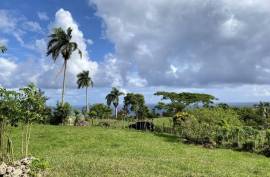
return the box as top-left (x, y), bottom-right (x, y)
top-left (19, 83), bottom-right (47, 157)
top-left (88, 104), bottom-right (112, 119)
top-left (173, 112), bottom-right (194, 127)
top-left (0, 44), bottom-right (7, 53)
top-left (50, 102), bottom-right (72, 125)
top-left (77, 70), bottom-right (93, 113)
top-left (173, 108), bottom-right (242, 146)
top-left (29, 158), bottom-right (49, 176)
top-left (105, 87), bottom-right (124, 119)
top-left (0, 88), bottom-right (20, 161)
top-left (154, 91), bottom-right (217, 115)
top-left (234, 107), bottom-right (268, 129)
top-left (19, 83), bottom-right (47, 124)
top-left (217, 103), bottom-right (230, 110)
top-left (47, 27), bottom-right (82, 104)
top-left (0, 83), bottom-right (47, 160)
top-left (190, 108), bottom-right (242, 127)
top-left (123, 93), bottom-right (149, 119)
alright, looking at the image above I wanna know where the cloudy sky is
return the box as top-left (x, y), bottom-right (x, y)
top-left (0, 0), bottom-right (270, 106)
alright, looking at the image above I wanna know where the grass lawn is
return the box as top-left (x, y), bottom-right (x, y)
top-left (10, 125), bottom-right (270, 177)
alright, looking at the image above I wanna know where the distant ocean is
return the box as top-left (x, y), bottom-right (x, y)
top-left (69, 102), bottom-right (257, 110)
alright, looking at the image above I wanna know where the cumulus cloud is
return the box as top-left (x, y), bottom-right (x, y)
top-left (0, 9), bottom-right (98, 90)
top-left (38, 8), bottom-right (98, 88)
top-left (91, 0), bottom-right (270, 88)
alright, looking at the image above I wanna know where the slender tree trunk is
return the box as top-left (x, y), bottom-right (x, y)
top-left (115, 106), bottom-right (117, 119)
top-left (61, 60), bottom-right (68, 105)
top-left (86, 87), bottom-right (88, 113)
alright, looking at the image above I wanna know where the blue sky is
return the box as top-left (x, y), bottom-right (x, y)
top-left (1, 0), bottom-right (270, 106)
top-left (0, 0), bottom-right (113, 60)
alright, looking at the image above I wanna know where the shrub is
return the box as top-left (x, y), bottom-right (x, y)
top-left (173, 112), bottom-right (193, 127)
top-left (189, 108), bottom-right (242, 127)
top-left (29, 158), bottom-right (49, 176)
top-left (89, 104), bottom-right (112, 119)
top-left (174, 112), bottom-right (217, 145)
top-left (175, 108), bottom-right (242, 146)
top-left (50, 102), bottom-right (72, 125)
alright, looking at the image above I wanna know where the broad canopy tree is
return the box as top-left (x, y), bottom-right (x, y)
top-left (123, 93), bottom-right (149, 120)
top-left (154, 91), bottom-right (217, 116)
top-left (47, 27), bottom-right (82, 105)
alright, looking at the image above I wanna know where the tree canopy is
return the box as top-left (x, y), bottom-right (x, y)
top-left (123, 93), bottom-right (149, 119)
top-left (154, 91), bottom-right (217, 115)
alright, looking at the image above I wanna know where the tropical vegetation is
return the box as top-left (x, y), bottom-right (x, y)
top-left (47, 27), bottom-right (82, 105)
top-left (77, 70), bottom-right (93, 112)
top-left (0, 26), bottom-right (270, 176)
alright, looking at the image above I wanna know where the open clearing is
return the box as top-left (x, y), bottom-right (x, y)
top-left (10, 125), bottom-right (270, 177)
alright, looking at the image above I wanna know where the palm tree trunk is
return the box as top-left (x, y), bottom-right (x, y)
top-left (86, 87), bottom-right (88, 113)
top-left (115, 106), bottom-right (117, 119)
top-left (61, 60), bottom-right (67, 105)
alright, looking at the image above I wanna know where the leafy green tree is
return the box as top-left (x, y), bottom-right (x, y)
top-left (47, 27), bottom-right (82, 105)
top-left (123, 93), bottom-right (148, 120)
top-left (89, 104), bottom-right (112, 119)
top-left (77, 70), bottom-right (93, 113)
top-left (255, 102), bottom-right (270, 119)
top-left (51, 102), bottom-right (72, 125)
top-left (105, 87), bottom-right (124, 119)
top-left (19, 83), bottom-right (47, 157)
top-left (0, 44), bottom-right (7, 53)
top-left (154, 92), bottom-right (217, 115)
top-left (0, 88), bottom-right (20, 161)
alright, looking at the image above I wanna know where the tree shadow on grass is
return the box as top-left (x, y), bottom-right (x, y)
top-left (154, 133), bottom-right (180, 143)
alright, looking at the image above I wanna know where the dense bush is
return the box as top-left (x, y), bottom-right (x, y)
top-left (88, 104), bottom-right (112, 119)
top-left (172, 108), bottom-right (270, 155)
top-left (189, 108), bottom-right (242, 127)
top-left (50, 102), bottom-right (72, 125)
top-left (174, 108), bottom-right (242, 146)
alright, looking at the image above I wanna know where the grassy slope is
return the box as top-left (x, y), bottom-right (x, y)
top-left (10, 125), bottom-right (270, 177)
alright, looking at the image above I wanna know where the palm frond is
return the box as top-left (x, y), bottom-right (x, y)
top-left (0, 44), bottom-right (7, 53)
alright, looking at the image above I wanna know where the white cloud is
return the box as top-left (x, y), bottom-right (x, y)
top-left (0, 58), bottom-right (17, 79)
top-left (126, 73), bottom-right (147, 87)
top-left (91, 0), bottom-right (270, 88)
top-left (0, 10), bottom-right (43, 45)
top-left (94, 53), bottom-right (123, 87)
top-left (0, 38), bottom-right (9, 45)
top-left (37, 12), bottom-right (49, 21)
top-left (86, 39), bottom-right (94, 45)
top-left (23, 21), bottom-right (42, 32)
top-left (38, 8), bottom-right (98, 89)
top-left (0, 9), bottom-right (98, 91)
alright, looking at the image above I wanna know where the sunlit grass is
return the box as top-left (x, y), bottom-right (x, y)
top-left (9, 125), bottom-right (270, 177)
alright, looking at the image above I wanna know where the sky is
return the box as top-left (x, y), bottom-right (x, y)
top-left (1, 0), bottom-right (270, 106)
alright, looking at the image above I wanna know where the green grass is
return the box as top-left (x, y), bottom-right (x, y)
top-left (10, 125), bottom-right (270, 177)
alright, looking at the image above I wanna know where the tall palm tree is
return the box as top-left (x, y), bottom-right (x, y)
top-left (106, 87), bottom-right (124, 119)
top-left (0, 44), bottom-right (7, 53)
top-left (77, 70), bottom-right (93, 112)
top-left (47, 27), bottom-right (82, 105)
